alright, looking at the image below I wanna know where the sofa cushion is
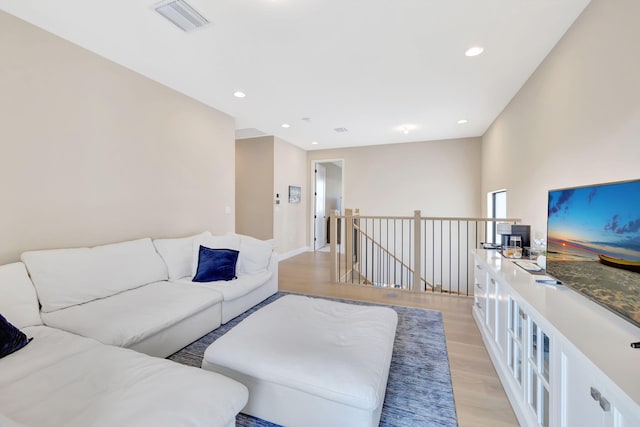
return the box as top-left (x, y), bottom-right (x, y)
top-left (0, 263), bottom-right (42, 328)
top-left (174, 270), bottom-right (272, 302)
top-left (21, 238), bottom-right (169, 313)
top-left (0, 325), bottom-right (248, 427)
top-left (0, 314), bottom-right (31, 359)
top-left (153, 231), bottom-right (212, 280)
top-left (193, 247), bottom-right (239, 282)
top-left (191, 234), bottom-right (241, 276)
top-left (233, 234), bottom-right (276, 274)
top-left (40, 281), bottom-right (223, 348)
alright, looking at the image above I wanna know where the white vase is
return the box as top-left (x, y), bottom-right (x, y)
top-left (537, 255), bottom-right (547, 269)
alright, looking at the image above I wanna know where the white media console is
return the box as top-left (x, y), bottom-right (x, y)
top-left (472, 249), bottom-right (640, 427)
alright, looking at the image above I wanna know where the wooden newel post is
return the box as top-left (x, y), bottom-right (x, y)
top-left (344, 208), bottom-right (355, 283)
top-left (352, 208), bottom-right (360, 270)
top-left (413, 210), bottom-right (422, 291)
top-left (330, 209), bottom-right (339, 283)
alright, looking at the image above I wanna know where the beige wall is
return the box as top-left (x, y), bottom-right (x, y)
top-left (481, 0), bottom-right (640, 238)
top-left (308, 137), bottom-right (482, 218)
top-left (235, 136), bottom-right (308, 255)
top-left (273, 137), bottom-right (308, 255)
top-left (235, 137), bottom-right (274, 240)
top-left (0, 12), bottom-right (235, 263)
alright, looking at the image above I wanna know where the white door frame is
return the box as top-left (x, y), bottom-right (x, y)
top-left (311, 159), bottom-right (345, 251)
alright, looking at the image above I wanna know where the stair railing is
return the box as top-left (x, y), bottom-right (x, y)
top-left (329, 209), bottom-right (521, 296)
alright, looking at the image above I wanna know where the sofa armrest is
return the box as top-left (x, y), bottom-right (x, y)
top-left (266, 251), bottom-right (279, 294)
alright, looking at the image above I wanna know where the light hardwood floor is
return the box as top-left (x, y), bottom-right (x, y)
top-left (278, 251), bottom-right (519, 427)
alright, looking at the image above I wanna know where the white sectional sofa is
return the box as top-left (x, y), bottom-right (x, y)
top-left (19, 232), bottom-right (278, 357)
top-left (0, 262), bottom-right (249, 427)
top-left (1, 231), bottom-right (278, 425)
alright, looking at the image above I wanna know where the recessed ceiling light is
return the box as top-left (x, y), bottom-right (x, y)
top-left (457, 119), bottom-right (468, 124)
top-left (281, 123), bottom-right (291, 128)
top-left (311, 141), bottom-right (319, 145)
top-left (397, 124), bottom-right (417, 134)
top-left (233, 91), bottom-right (246, 98)
top-left (465, 46), bottom-right (484, 57)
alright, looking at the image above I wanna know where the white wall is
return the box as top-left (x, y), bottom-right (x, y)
top-left (482, 0), bottom-right (640, 238)
top-left (274, 137), bottom-right (308, 256)
top-left (235, 135), bottom-right (307, 256)
top-left (0, 12), bottom-right (235, 264)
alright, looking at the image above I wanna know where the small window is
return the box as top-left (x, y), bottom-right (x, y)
top-left (487, 190), bottom-right (507, 243)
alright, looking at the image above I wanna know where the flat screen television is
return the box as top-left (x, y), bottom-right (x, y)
top-left (546, 179), bottom-right (640, 328)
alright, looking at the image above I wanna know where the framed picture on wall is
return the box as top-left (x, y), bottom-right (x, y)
top-left (288, 186), bottom-right (301, 203)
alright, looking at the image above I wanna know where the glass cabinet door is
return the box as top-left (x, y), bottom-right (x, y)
top-left (507, 297), bottom-right (524, 386)
top-left (528, 318), bottom-right (551, 427)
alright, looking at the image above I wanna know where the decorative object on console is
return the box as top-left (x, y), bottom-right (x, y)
top-left (547, 179), bottom-right (640, 327)
top-left (536, 254), bottom-right (547, 270)
top-left (497, 223), bottom-right (531, 258)
top-left (531, 231), bottom-right (547, 260)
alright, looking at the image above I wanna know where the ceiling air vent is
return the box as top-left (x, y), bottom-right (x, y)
top-left (333, 127), bottom-right (349, 133)
top-left (155, 0), bottom-right (210, 32)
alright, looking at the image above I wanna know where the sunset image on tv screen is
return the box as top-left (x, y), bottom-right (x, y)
top-left (547, 180), bottom-right (640, 326)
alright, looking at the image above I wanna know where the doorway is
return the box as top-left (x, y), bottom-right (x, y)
top-left (312, 160), bottom-right (344, 251)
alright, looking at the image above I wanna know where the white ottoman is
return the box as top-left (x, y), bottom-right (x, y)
top-left (202, 294), bottom-right (398, 427)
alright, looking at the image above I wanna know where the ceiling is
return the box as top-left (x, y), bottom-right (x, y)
top-left (0, 0), bottom-right (591, 150)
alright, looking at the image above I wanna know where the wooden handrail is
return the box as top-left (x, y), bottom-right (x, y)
top-left (340, 215), bottom-right (522, 222)
top-left (330, 210), bottom-right (522, 295)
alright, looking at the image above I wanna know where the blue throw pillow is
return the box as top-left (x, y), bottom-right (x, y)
top-left (0, 313), bottom-right (31, 359)
top-left (193, 246), bottom-right (239, 282)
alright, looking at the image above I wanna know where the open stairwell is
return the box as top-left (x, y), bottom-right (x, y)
top-left (328, 208), bottom-right (520, 297)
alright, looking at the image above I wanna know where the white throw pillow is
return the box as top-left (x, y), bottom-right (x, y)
top-left (153, 231), bottom-right (212, 280)
top-left (233, 234), bottom-right (275, 274)
top-left (191, 234), bottom-right (241, 277)
top-left (0, 262), bottom-right (42, 328)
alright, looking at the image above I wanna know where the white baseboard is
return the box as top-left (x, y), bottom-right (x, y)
top-left (278, 246), bottom-right (311, 261)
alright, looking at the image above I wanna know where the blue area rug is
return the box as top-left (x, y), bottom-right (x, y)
top-left (169, 292), bottom-right (457, 426)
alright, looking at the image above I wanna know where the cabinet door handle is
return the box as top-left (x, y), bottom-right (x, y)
top-left (590, 387), bottom-right (601, 401)
top-left (476, 283), bottom-right (483, 289)
top-left (490, 278), bottom-right (496, 285)
top-left (475, 302), bottom-right (483, 310)
top-left (599, 396), bottom-right (611, 412)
